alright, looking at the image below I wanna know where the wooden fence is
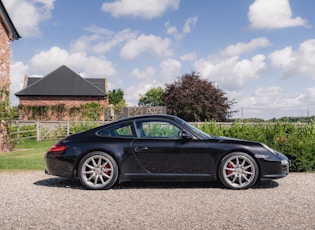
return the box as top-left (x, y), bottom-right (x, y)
top-left (10, 121), bottom-right (108, 141)
top-left (9, 120), bottom-right (281, 142)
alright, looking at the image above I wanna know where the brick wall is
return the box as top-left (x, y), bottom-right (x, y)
top-left (0, 20), bottom-right (10, 90)
top-left (18, 96), bottom-right (108, 121)
top-left (0, 19), bottom-right (11, 151)
top-left (19, 96), bottom-right (107, 107)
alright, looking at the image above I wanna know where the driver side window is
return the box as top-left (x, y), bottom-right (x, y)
top-left (135, 120), bottom-right (181, 138)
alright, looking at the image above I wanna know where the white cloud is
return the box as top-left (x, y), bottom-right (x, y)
top-left (130, 67), bottom-right (156, 80)
top-left (125, 80), bottom-right (162, 106)
top-left (248, 0), bottom-right (309, 30)
top-left (193, 38), bottom-right (272, 90)
top-left (84, 25), bottom-right (114, 36)
top-left (195, 54), bottom-right (266, 90)
top-left (306, 87), bottom-right (315, 102)
top-left (249, 86), bottom-right (304, 107)
top-left (71, 29), bottom-right (138, 55)
top-left (183, 17), bottom-right (198, 34)
top-left (93, 29), bottom-right (138, 54)
top-left (2, 0), bottom-right (55, 37)
top-left (269, 39), bottom-right (315, 79)
top-left (10, 61), bottom-right (29, 106)
top-left (70, 34), bottom-right (102, 53)
top-left (303, 88), bottom-right (315, 117)
top-left (268, 46), bottom-right (293, 69)
top-left (120, 34), bottom-right (173, 60)
top-left (101, 0), bottom-right (180, 19)
top-left (29, 46), bottom-right (117, 77)
top-left (159, 58), bottom-right (181, 84)
top-left (233, 86), bottom-right (307, 119)
top-left (220, 37), bottom-right (271, 56)
top-left (124, 59), bottom-right (181, 106)
top-left (180, 52), bottom-right (197, 61)
top-left (165, 17), bottom-right (198, 41)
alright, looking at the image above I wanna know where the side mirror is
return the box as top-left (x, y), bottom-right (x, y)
top-left (180, 130), bottom-right (193, 140)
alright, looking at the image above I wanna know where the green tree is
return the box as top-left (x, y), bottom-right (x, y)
top-left (138, 87), bottom-right (165, 106)
top-left (107, 89), bottom-right (126, 121)
top-left (109, 88), bottom-right (125, 105)
top-left (163, 72), bottom-right (235, 122)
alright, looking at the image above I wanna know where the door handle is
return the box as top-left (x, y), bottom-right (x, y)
top-left (134, 147), bottom-right (149, 152)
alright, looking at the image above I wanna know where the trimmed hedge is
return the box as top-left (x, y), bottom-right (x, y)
top-left (9, 121), bottom-right (315, 172)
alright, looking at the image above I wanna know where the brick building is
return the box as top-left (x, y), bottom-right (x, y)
top-left (0, 1), bottom-right (20, 152)
top-left (15, 65), bottom-right (109, 121)
top-left (0, 1), bottom-right (20, 83)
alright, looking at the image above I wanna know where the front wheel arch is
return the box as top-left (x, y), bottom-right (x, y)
top-left (218, 151), bottom-right (259, 189)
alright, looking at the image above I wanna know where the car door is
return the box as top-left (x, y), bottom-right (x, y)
top-left (131, 119), bottom-right (209, 174)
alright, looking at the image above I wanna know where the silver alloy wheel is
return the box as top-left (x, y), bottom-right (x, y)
top-left (79, 152), bottom-right (118, 190)
top-left (219, 152), bottom-right (258, 189)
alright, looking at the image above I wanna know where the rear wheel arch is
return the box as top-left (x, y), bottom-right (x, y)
top-left (74, 149), bottom-right (119, 176)
top-left (77, 150), bottom-right (119, 190)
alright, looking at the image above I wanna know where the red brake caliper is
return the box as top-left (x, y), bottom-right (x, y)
top-left (227, 163), bottom-right (233, 175)
top-left (104, 163), bottom-right (111, 176)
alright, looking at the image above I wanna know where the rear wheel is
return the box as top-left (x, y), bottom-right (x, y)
top-left (78, 151), bottom-right (118, 190)
top-left (218, 152), bottom-right (259, 189)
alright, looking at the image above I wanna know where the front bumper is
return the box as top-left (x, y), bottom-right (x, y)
top-left (260, 154), bottom-right (289, 179)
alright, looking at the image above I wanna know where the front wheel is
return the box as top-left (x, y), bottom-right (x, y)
top-left (78, 151), bottom-right (118, 190)
top-left (218, 152), bottom-right (259, 189)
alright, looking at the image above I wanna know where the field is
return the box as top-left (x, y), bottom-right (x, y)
top-left (0, 140), bottom-right (55, 170)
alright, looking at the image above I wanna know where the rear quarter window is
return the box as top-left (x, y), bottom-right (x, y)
top-left (98, 124), bottom-right (134, 137)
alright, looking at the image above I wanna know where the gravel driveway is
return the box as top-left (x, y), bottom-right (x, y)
top-left (0, 171), bottom-right (314, 229)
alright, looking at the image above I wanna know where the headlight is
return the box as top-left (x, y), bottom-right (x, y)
top-left (261, 143), bottom-right (278, 155)
top-left (281, 159), bottom-right (289, 165)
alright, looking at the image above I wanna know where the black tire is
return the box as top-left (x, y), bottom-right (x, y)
top-left (218, 152), bottom-right (259, 189)
top-left (78, 151), bottom-right (118, 190)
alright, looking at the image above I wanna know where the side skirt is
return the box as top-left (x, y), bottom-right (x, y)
top-left (119, 173), bottom-right (216, 183)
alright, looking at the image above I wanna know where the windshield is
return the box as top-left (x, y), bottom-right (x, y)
top-left (174, 117), bottom-right (212, 139)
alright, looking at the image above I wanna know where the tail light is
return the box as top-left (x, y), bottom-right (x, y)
top-left (49, 143), bottom-right (67, 152)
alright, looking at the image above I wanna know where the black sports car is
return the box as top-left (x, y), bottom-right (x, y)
top-left (45, 115), bottom-right (289, 190)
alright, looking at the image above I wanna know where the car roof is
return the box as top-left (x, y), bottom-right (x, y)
top-left (111, 114), bottom-right (176, 122)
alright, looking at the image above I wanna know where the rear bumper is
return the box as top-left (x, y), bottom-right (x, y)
top-left (45, 153), bottom-right (75, 178)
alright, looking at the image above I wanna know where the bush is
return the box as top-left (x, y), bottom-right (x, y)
top-left (9, 120), bottom-right (315, 172)
top-left (70, 122), bottom-right (100, 134)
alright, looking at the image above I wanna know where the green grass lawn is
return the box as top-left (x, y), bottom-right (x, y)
top-left (0, 140), bottom-right (56, 170)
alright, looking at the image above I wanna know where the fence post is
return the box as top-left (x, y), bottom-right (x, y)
top-left (67, 121), bottom-right (70, 136)
top-left (36, 121), bottom-right (40, 141)
top-left (17, 122), bottom-right (20, 140)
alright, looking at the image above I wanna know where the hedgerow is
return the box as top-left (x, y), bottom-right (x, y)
top-left (9, 120), bottom-right (315, 172)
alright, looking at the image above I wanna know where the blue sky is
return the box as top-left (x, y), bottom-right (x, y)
top-left (3, 0), bottom-right (315, 119)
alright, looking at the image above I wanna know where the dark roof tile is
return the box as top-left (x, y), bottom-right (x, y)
top-left (15, 65), bottom-right (106, 97)
top-left (0, 1), bottom-right (21, 40)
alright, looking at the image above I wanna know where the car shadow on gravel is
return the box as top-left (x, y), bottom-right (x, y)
top-left (34, 177), bottom-right (84, 190)
top-left (34, 177), bottom-right (279, 190)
